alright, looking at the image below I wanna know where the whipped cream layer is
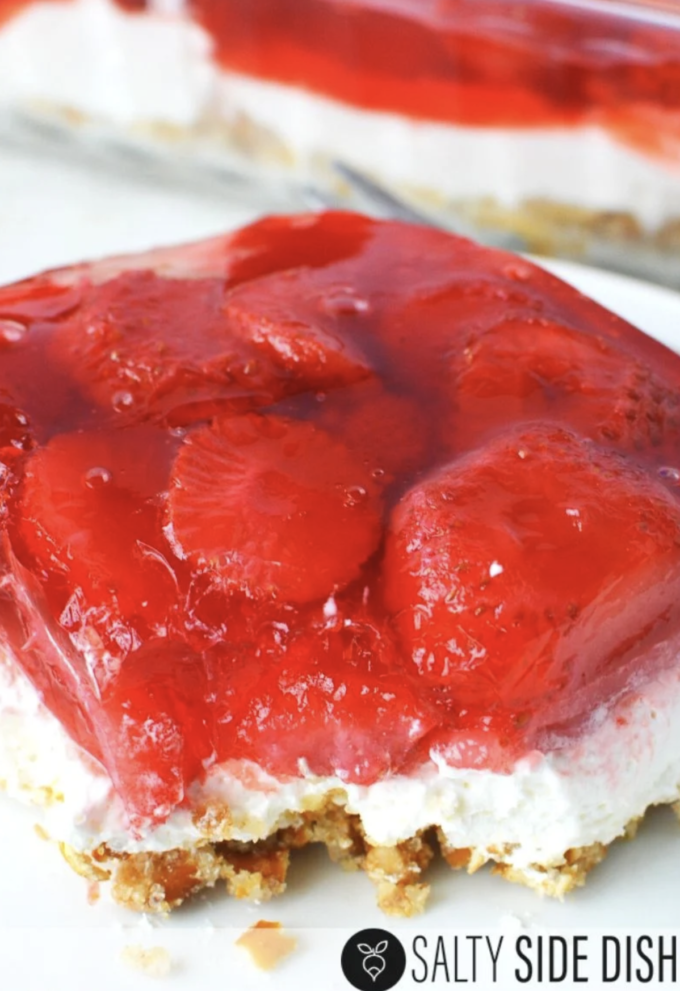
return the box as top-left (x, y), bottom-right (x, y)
top-left (0, 0), bottom-right (679, 231)
top-left (0, 0), bottom-right (210, 127)
top-left (3, 631), bottom-right (680, 872)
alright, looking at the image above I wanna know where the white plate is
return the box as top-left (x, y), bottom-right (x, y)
top-left (1, 144), bottom-right (680, 990)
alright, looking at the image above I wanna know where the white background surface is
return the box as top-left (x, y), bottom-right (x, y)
top-left (1, 144), bottom-right (680, 988)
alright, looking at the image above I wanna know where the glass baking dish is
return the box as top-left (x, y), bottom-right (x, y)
top-left (0, 0), bottom-right (678, 286)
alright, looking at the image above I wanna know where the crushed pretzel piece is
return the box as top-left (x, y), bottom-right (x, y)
top-left (236, 920), bottom-right (297, 971)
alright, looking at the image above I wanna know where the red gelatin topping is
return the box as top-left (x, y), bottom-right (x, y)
top-left (2, 212), bottom-right (680, 827)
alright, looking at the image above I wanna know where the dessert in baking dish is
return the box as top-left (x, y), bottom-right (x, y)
top-left (0, 0), bottom-right (679, 277)
top-left (2, 211), bottom-right (680, 915)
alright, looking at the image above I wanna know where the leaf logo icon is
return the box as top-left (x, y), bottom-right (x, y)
top-left (358, 941), bottom-right (389, 983)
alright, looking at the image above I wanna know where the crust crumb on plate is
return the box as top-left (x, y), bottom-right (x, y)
top-left (120, 945), bottom-right (172, 979)
top-left (236, 921), bottom-right (297, 971)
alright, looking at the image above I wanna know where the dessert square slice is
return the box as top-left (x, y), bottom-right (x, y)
top-left (2, 211), bottom-right (680, 915)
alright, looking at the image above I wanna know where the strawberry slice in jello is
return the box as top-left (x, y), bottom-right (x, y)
top-left (209, 614), bottom-right (436, 784)
top-left (224, 267), bottom-right (372, 392)
top-left (51, 248), bottom-right (372, 429)
top-left (101, 639), bottom-right (210, 826)
top-left (9, 427), bottom-right (201, 827)
top-left (18, 426), bottom-right (181, 665)
top-left (384, 424), bottom-right (680, 768)
top-left (451, 317), bottom-right (680, 456)
top-left (167, 412), bottom-right (384, 604)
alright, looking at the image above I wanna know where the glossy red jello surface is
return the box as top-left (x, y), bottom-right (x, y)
top-left (3, 212), bottom-right (680, 830)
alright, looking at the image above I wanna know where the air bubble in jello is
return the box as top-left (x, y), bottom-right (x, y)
top-left (343, 485), bottom-right (368, 507)
top-left (321, 287), bottom-right (371, 317)
top-left (84, 467), bottom-right (113, 488)
top-left (112, 391), bottom-right (134, 411)
top-left (0, 320), bottom-right (26, 344)
top-left (503, 263), bottom-right (532, 282)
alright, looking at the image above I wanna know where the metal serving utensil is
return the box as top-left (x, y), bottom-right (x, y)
top-left (322, 160), bottom-right (528, 253)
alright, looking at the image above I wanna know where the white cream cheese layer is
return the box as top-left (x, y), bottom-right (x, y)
top-left (0, 0), bottom-right (678, 229)
top-left (0, 0), bottom-right (212, 126)
top-left (2, 635), bottom-right (680, 871)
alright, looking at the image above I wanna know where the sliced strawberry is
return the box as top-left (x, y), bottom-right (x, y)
top-left (0, 279), bottom-right (83, 322)
top-left (383, 424), bottom-right (680, 758)
top-left (0, 536), bottom-right (208, 829)
top-left (0, 533), bottom-right (103, 763)
top-left (210, 618), bottom-right (436, 783)
top-left (100, 639), bottom-right (211, 830)
top-left (167, 413), bottom-right (384, 604)
top-left (452, 318), bottom-right (680, 456)
top-left (224, 267), bottom-right (372, 391)
top-left (52, 270), bottom-right (284, 427)
top-left (225, 211), bottom-right (375, 284)
top-left (0, 280), bottom-right (88, 445)
top-left (53, 233), bottom-right (235, 286)
top-left (18, 427), bottom-right (181, 668)
top-left (361, 221), bottom-right (680, 439)
top-left (53, 261), bottom-right (375, 427)
top-left (4, 502), bottom-right (207, 830)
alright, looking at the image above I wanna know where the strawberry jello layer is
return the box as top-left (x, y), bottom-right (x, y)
top-left (3, 212), bottom-right (680, 907)
top-left (0, 0), bottom-right (679, 239)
